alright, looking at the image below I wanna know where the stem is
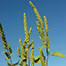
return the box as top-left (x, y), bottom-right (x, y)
top-left (46, 55), bottom-right (49, 66)
top-left (9, 54), bottom-right (13, 66)
top-left (43, 27), bottom-right (49, 66)
top-left (2, 37), bottom-right (13, 66)
top-left (27, 44), bottom-right (30, 66)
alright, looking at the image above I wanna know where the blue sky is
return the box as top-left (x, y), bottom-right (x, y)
top-left (0, 0), bottom-right (66, 66)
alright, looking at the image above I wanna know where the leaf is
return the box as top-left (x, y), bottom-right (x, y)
top-left (33, 55), bottom-right (41, 63)
top-left (22, 59), bottom-right (27, 62)
top-left (38, 46), bottom-right (46, 61)
top-left (50, 51), bottom-right (66, 57)
top-left (34, 57), bottom-right (40, 63)
top-left (40, 46), bottom-right (46, 50)
top-left (1, 50), bottom-right (10, 59)
top-left (1, 50), bottom-right (8, 55)
top-left (30, 55), bottom-right (40, 63)
top-left (6, 61), bottom-right (11, 66)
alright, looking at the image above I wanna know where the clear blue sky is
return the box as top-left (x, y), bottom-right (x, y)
top-left (0, 0), bottom-right (66, 66)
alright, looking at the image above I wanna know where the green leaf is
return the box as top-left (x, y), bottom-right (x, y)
top-left (34, 57), bottom-right (40, 63)
top-left (30, 55), bottom-right (41, 63)
top-left (50, 51), bottom-right (66, 57)
top-left (34, 55), bottom-right (41, 63)
top-left (1, 50), bottom-right (8, 54)
top-left (39, 49), bottom-right (46, 61)
top-left (1, 50), bottom-right (10, 59)
top-left (6, 61), bottom-right (11, 66)
top-left (40, 46), bottom-right (46, 50)
top-left (22, 59), bottom-right (27, 62)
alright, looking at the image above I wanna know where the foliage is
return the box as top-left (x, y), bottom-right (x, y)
top-left (0, 1), bottom-right (66, 66)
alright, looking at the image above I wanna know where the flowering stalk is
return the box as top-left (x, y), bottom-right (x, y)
top-left (23, 13), bottom-right (32, 66)
top-left (43, 16), bottom-right (50, 66)
top-left (0, 23), bottom-right (13, 66)
top-left (1, 1), bottom-right (66, 66)
top-left (27, 44), bottom-right (30, 66)
top-left (29, 1), bottom-right (51, 66)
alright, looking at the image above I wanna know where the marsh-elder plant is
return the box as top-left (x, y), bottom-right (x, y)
top-left (0, 1), bottom-right (66, 66)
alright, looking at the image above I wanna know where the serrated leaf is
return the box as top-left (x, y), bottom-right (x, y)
top-left (50, 51), bottom-right (66, 57)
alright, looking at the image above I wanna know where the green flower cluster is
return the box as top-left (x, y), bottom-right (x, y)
top-left (0, 23), bottom-right (19, 66)
top-left (17, 13), bottom-right (34, 66)
top-left (18, 39), bottom-right (28, 66)
top-left (38, 46), bottom-right (46, 66)
top-left (17, 47), bottom-right (21, 58)
top-left (1, 1), bottom-right (66, 66)
top-left (29, 1), bottom-right (50, 66)
top-left (36, 21), bottom-right (46, 45)
top-left (0, 23), bottom-right (8, 50)
top-left (31, 41), bottom-right (34, 66)
top-left (29, 1), bottom-right (44, 28)
top-left (0, 23), bottom-right (13, 55)
top-left (44, 16), bottom-right (49, 33)
top-left (44, 16), bottom-right (50, 52)
top-left (24, 13), bottom-right (32, 44)
top-left (29, 1), bottom-right (50, 53)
